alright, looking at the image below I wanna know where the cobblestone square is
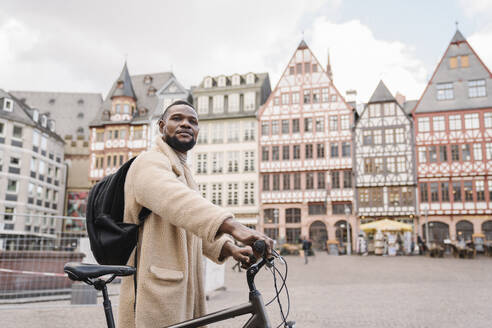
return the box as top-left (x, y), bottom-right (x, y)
top-left (2, 254), bottom-right (492, 327)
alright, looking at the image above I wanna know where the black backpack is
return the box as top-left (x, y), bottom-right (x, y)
top-left (86, 156), bottom-right (151, 265)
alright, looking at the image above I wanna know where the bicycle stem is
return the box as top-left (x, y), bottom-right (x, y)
top-left (246, 257), bottom-right (270, 291)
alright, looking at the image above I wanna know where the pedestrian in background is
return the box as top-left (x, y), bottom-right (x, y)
top-left (301, 236), bottom-right (311, 264)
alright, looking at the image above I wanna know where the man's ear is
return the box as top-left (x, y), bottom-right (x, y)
top-left (158, 120), bottom-right (165, 135)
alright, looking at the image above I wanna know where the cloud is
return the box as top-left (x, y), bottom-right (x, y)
top-left (308, 18), bottom-right (428, 102)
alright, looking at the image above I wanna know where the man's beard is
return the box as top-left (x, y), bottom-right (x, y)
top-left (164, 134), bottom-right (196, 152)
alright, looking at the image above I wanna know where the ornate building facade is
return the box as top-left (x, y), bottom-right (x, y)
top-left (191, 72), bottom-right (271, 228)
top-left (412, 30), bottom-right (492, 242)
top-left (258, 41), bottom-right (355, 250)
top-left (354, 81), bottom-right (417, 228)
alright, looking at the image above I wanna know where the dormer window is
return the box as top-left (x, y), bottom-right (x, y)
top-left (49, 98), bottom-right (55, 105)
top-left (41, 115), bottom-right (47, 127)
top-left (117, 80), bottom-right (124, 89)
top-left (147, 87), bottom-right (156, 96)
top-left (144, 75), bottom-right (153, 84)
top-left (32, 109), bottom-right (39, 122)
top-left (77, 99), bottom-right (84, 105)
top-left (246, 73), bottom-right (255, 85)
top-left (48, 120), bottom-right (55, 132)
top-left (3, 98), bottom-right (13, 112)
top-left (77, 112), bottom-right (84, 119)
top-left (204, 77), bottom-right (213, 88)
top-left (218, 76), bottom-right (226, 87)
top-left (232, 75), bottom-right (240, 86)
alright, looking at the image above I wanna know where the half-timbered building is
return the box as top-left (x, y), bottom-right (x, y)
top-left (258, 40), bottom-right (355, 250)
top-left (412, 29), bottom-right (492, 242)
top-left (354, 81), bottom-right (417, 228)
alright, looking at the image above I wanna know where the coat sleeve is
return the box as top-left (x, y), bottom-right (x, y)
top-left (202, 234), bottom-right (233, 264)
top-left (130, 151), bottom-right (233, 244)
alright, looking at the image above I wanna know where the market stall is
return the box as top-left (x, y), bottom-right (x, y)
top-left (359, 219), bottom-right (413, 256)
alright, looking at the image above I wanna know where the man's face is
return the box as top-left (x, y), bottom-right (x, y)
top-left (159, 104), bottom-right (199, 152)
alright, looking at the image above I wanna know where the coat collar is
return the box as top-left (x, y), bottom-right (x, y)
top-left (152, 136), bottom-right (184, 177)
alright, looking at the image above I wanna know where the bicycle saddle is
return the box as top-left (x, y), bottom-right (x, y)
top-left (64, 262), bottom-right (136, 281)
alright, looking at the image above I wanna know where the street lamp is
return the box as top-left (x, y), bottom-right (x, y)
top-left (424, 207), bottom-right (430, 250)
top-left (345, 204), bottom-right (352, 255)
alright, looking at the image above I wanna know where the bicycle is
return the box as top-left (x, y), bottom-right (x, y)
top-left (64, 240), bottom-right (295, 328)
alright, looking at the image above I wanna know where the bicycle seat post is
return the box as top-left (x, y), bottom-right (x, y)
top-left (94, 279), bottom-right (115, 328)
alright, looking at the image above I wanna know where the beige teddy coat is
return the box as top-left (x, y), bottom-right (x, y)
top-left (117, 137), bottom-right (233, 328)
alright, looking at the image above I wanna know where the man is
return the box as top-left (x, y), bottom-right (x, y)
top-left (118, 100), bottom-right (272, 328)
top-left (301, 236), bottom-right (311, 264)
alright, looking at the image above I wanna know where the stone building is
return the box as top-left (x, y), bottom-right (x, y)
top-left (0, 89), bottom-right (66, 250)
top-left (257, 40), bottom-right (355, 250)
top-left (354, 81), bottom-right (417, 229)
top-left (191, 72), bottom-right (271, 228)
top-left (412, 29), bottom-right (492, 242)
top-left (10, 91), bottom-right (102, 225)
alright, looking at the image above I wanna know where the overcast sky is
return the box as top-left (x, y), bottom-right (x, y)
top-left (2, 0), bottom-right (492, 102)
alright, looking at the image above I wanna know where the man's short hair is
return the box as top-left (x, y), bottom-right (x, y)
top-left (159, 100), bottom-right (196, 121)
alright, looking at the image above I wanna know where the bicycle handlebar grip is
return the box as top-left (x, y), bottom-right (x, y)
top-left (252, 240), bottom-right (266, 256)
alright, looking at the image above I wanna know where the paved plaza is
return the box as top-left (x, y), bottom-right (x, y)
top-left (1, 254), bottom-right (492, 327)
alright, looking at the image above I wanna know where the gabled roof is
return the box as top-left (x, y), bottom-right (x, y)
top-left (110, 62), bottom-right (137, 100)
top-left (10, 91), bottom-right (102, 139)
top-left (413, 29), bottom-right (492, 114)
top-left (368, 80), bottom-right (395, 103)
top-left (297, 39), bottom-right (308, 50)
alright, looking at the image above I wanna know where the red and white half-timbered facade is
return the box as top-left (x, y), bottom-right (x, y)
top-left (258, 41), bottom-right (355, 249)
top-left (413, 30), bottom-right (492, 242)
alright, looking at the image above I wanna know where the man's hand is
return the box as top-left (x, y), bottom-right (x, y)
top-left (219, 219), bottom-right (274, 256)
top-left (219, 241), bottom-right (254, 265)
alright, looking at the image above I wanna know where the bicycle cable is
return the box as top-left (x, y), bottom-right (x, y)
top-left (264, 254), bottom-right (291, 328)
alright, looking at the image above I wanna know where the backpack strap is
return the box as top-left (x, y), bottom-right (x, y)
top-left (133, 206), bottom-right (151, 312)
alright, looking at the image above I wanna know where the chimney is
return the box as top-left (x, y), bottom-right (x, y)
top-left (395, 92), bottom-right (406, 106)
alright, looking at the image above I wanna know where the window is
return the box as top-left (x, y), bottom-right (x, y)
top-left (436, 82), bottom-right (454, 100)
top-left (451, 145), bottom-right (460, 161)
top-left (420, 183), bottom-right (428, 202)
top-left (293, 145), bottom-right (300, 159)
top-left (271, 121), bottom-right (279, 135)
top-left (453, 182), bottom-right (461, 201)
top-left (312, 89), bottom-right (320, 103)
top-left (418, 117), bottom-right (430, 132)
top-left (292, 119), bottom-right (300, 133)
top-left (217, 76), bottom-right (226, 87)
top-left (316, 143), bottom-right (325, 158)
top-left (262, 174), bottom-right (270, 191)
top-left (4, 207), bottom-right (14, 221)
top-left (375, 158), bottom-right (384, 173)
top-left (485, 113), bottom-right (492, 128)
top-left (363, 130), bottom-right (373, 146)
top-left (197, 96), bottom-right (209, 114)
top-left (476, 181), bottom-right (485, 201)
top-left (10, 156), bottom-right (20, 167)
top-left (293, 173), bottom-right (301, 190)
top-left (328, 116), bottom-right (338, 131)
top-left (246, 74), bottom-right (255, 84)
top-left (261, 121), bottom-right (269, 136)
top-left (292, 92), bottom-right (300, 104)
top-left (243, 182), bottom-right (255, 205)
top-left (289, 66), bottom-right (295, 75)
top-left (227, 122), bottom-right (240, 142)
top-left (197, 123), bottom-right (208, 144)
top-left (198, 184), bottom-right (207, 198)
top-left (440, 145), bottom-right (448, 162)
top-left (333, 203), bottom-right (352, 214)
top-left (285, 208), bottom-right (301, 223)
top-left (383, 102), bottom-right (396, 116)
top-left (441, 182), bottom-right (450, 202)
top-left (342, 143), bottom-right (351, 157)
top-left (385, 129), bottom-right (395, 144)
top-left (359, 189), bottom-right (369, 206)
top-left (449, 115), bottom-right (462, 130)
top-left (395, 128), bottom-right (404, 144)
top-left (228, 94), bottom-right (240, 112)
top-left (330, 143), bottom-right (339, 158)
top-left (281, 93), bottom-right (290, 105)
top-left (304, 118), bottom-right (313, 132)
top-left (212, 123), bottom-right (223, 143)
top-left (264, 228), bottom-right (279, 240)
top-left (305, 144), bottom-right (313, 159)
top-left (303, 89), bottom-right (311, 104)
top-left (7, 179), bottom-right (18, 193)
top-left (211, 152), bottom-right (223, 173)
top-left (464, 113), bottom-right (480, 130)
top-left (227, 152), bottom-right (239, 173)
top-left (468, 80), bottom-right (486, 98)
top-left (331, 171), bottom-right (340, 189)
top-left (281, 120), bottom-right (289, 134)
top-left (315, 117), bottom-right (324, 132)
top-left (464, 181), bottom-right (473, 202)
top-left (262, 147), bottom-right (269, 161)
top-left (317, 172), bottom-right (325, 189)
top-left (227, 183), bottom-right (239, 205)
top-left (283, 174), bottom-right (291, 190)
top-left (308, 203), bottom-right (326, 215)
top-left (263, 208), bottom-right (279, 224)
top-left (211, 184), bottom-right (222, 205)
top-left (429, 146), bottom-right (437, 162)
top-left (204, 77), bottom-right (212, 88)
top-left (213, 95), bottom-right (224, 113)
top-left (272, 146), bottom-right (279, 161)
top-left (321, 88), bottom-right (329, 102)
top-left (13, 125), bottom-right (23, 139)
top-left (244, 121), bottom-right (255, 141)
top-left (340, 115), bottom-right (350, 130)
top-left (372, 130), bottom-right (382, 145)
top-left (473, 144), bottom-right (482, 161)
top-left (430, 183), bottom-right (439, 202)
top-left (304, 62), bottom-right (310, 73)
top-left (272, 174), bottom-right (280, 191)
top-left (487, 143), bottom-right (492, 160)
top-left (386, 157), bottom-right (396, 173)
top-left (462, 144), bottom-right (471, 161)
top-left (3, 98), bottom-right (13, 112)
top-left (274, 97), bottom-right (280, 105)
top-left (389, 187), bottom-right (401, 206)
top-left (369, 104), bottom-right (380, 117)
top-left (433, 116), bottom-right (445, 131)
top-left (343, 171), bottom-right (352, 188)
top-left (245, 92), bottom-right (256, 111)
top-left (282, 145), bottom-right (290, 160)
